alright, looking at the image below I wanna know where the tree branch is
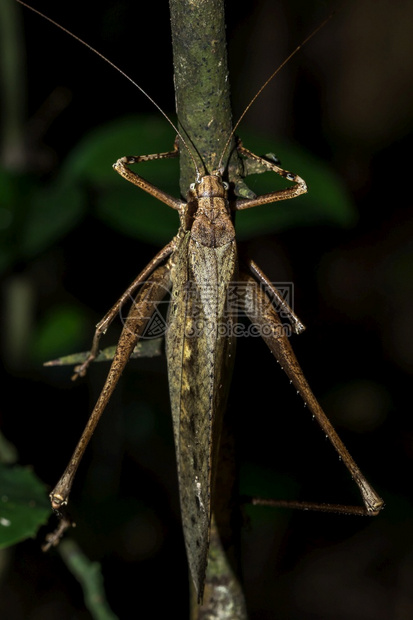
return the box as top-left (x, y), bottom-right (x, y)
top-left (169, 1), bottom-right (248, 617)
top-left (169, 0), bottom-right (233, 190)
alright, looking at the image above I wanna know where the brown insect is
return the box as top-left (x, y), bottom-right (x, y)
top-left (17, 0), bottom-right (384, 601)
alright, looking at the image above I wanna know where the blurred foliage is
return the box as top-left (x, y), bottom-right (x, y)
top-left (0, 4), bottom-right (360, 616)
top-left (1, 0), bottom-right (405, 616)
top-left (30, 304), bottom-right (91, 364)
top-left (58, 539), bottom-right (119, 620)
top-left (43, 337), bottom-right (163, 367)
top-left (0, 115), bottom-right (356, 367)
top-left (0, 116), bottom-right (356, 274)
top-left (58, 115), bottom-right (358, 242)
top-left (0, 463), bottom-right (49, 549)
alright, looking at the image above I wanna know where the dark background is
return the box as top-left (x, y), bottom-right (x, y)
top-left (1, 0), bottom-right (412, 618)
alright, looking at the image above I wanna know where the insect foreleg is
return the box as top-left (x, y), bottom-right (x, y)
top-left (239, 271), bottom-right (384, 516)
top-left (113, 141), bottom-right (185, 211)
top-left (234, 141), bottom-right (307, 209)
top-left (73, 143), bottom-right (186, 381)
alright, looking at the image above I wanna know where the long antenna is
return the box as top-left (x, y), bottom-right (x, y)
top-left (217, 12), bottom-right (334, 171)
top-left (15, 0), bottom-right (201, 178)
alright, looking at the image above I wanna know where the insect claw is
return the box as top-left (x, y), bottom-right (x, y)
top-left (264, 152), bottom-right (281, 166)
top-left (71, 354), bottom-right (95, 380)
top-left (42, 513), bottom-right (75, 552)
top-left (292, 319), bottom-right (306, 335)
top-left (71, 367), bottom-right (84, 381)
top-left (50, 492), bottom-right (67, 511)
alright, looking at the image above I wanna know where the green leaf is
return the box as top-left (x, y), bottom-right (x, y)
top-left (20, 181), bottom-right (85, 258)
top-left (235, 132), bottom-right (358, 239)
top-left (54, 115), bottom-right (356, 245)
top-left (44, 337), bottom-right (163, 367)
top-left (61, 115), bottom-right (176, 183)
top-left (59, 115), bottom-right (181, 245)
top-left (0, 167), bottom-right (86, 271)
top-left (30, 304), bottom-right (89, 363)
top-left (2, 117), bottom-right (355, 265)
top-left (97, 183), bottom-right (180, 245)
top-left (0, 465), bottom-right (50, 548)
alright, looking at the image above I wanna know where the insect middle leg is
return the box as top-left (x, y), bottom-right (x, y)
top-left (245, 257), bottom-right (305, 335)
top-left (234, 143), bottom-right (307, 334)
top-left (72, 240), bottom-right (175, 379)
top-left (51, 262), bottom-right (172, 510)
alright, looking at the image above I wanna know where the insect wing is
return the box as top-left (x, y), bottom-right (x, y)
top-left (166, 233), bottom-right (237, 595)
